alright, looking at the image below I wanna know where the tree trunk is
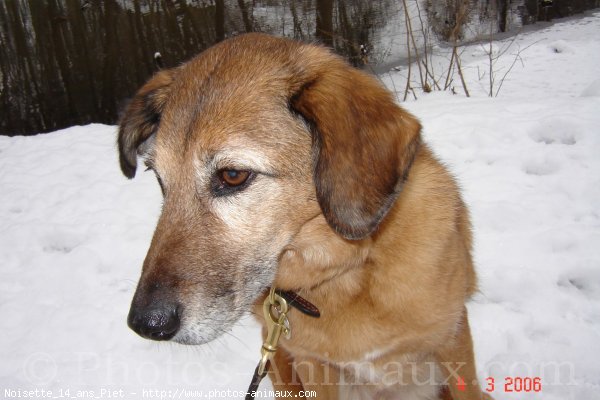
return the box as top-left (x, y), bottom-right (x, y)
top-left (498, 0), bottom-right (509, 32)
top-left (238, 0), bottom-right (253, 33)
top-left (215, 0), bottom-right (225, 42)
top-left (316, 0), bottom-right (334, 47)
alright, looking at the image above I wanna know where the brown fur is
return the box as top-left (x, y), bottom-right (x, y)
top-left (118, 33), bottom-right (491, 400)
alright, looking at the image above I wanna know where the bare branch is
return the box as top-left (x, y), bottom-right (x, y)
top-left (455, 46), bottom-right (470, 97)
top-left (444, 48), bottom-right (456, 90)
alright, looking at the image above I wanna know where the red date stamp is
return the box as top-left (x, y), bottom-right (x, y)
top-left (484, 376), bottom-right (542, 393)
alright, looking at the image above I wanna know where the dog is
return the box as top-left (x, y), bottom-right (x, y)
top-left (118, 33), bottom-right (491, 400)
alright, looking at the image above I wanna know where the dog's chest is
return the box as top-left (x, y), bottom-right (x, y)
top-left (337, 383), bottom-right (441, 400)
top-left (280, 319), bottom-right (444, 398)
top-left (340, 357), bottom-right (443, 397)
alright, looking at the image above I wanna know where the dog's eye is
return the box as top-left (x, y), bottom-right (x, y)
top-left (219, 169), bottom-right (250, 187)
top-left (212, 169), bottom-right (255, 196)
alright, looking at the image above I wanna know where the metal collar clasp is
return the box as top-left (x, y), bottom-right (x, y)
top-left (258, 288), bottom-right (291, 375)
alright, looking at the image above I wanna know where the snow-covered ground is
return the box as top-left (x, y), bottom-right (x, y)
top-left (1, 11), bottom-right (599, 400)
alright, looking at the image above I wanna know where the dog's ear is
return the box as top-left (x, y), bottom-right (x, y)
top-left (290, 57), bottom-right (421, 240)
top-left (118, 70), bottom-right (175, 178)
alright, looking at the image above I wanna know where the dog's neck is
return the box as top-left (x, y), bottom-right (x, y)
top-left (273, 213), bottom-right (372, 293)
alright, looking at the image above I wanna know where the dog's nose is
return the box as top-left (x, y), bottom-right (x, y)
top-left (127, 305), bottom-right (180, 341)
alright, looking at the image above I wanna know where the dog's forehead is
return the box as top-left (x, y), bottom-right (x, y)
top-left (153, 89), bottom-right (310, 175)
top-left (150, 36), bottom-right (317, 171)
top-left (155, 95), bottom-right (306, 164)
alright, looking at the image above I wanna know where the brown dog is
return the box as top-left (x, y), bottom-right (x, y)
top-left (118, 33), bottom-right (490, 400)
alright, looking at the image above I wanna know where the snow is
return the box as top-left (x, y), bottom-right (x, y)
top-left (1, 11), bottom-right (599, 400)
top-left (581, 79), bottom-right (600, 97)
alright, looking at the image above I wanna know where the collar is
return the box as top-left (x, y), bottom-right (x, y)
top-left (274, 289), bottom-right (321, 318)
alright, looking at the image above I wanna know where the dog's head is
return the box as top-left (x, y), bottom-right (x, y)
top-left (118, 33), bottom-right (421, 344)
